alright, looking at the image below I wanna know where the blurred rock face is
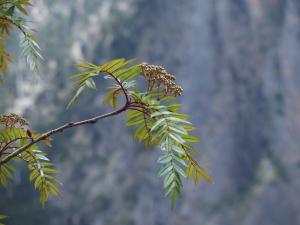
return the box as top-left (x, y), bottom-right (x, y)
top-left (1, 0), bottom-right (300, 225)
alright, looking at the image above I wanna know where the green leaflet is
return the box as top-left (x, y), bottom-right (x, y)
top-left (103, 58), bottom-right (133, 73)
top-left (164, 172), bottom-right (175, 188)
top-left (173, 164), bottom-right (186, 178)
top-left (157, 163), bottom-right (173, 177)
top-left (182, 125), bottom-right (197, 131)
top-left (67, 85), bottom-right (86, 109)
top-left (169, 133), bottom-right (185, 144)
top-left (103, 89), bottom-right (122, 108)
top-left (150, 118), bottom-right (166, 131)
top-left (169, 126), bottom-right (188, 135)
top-left (171, 142), bottom-right (187, 155)
top-left (116, 65), bottom-right (141, 81)
top-left (150, 111), bottom-right (173, 118)
top-left (167, 117), bottom-right (192, 125)
top-left (157, 155), bottom-right (172, 164)
top-left (6, 6), bottom-right (15, 16)
top-left (150, 125), bottom-right (167, 144)
top-left (73, 61), bottom-right (98, 69)
top-left (182, 134), bottom-right (200, 143)
top-left (125, 110), bottom-right (143, 119)
top-left (186, 163), bottom-right (194, 177)
top-left (0, 163), bottom-right (15, 188)
top-left (100, 58), bottom-right (128, 72)
top-left (133, 124), bottom-right (148, 142)
top-left (84, 78), bottom-right (97, 90)
top-left (125, 115), bottom-right (145, 126)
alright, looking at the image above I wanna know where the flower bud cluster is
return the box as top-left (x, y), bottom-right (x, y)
top-left (141, 63), bottom-right (183, 97)
top-left (0, 113), bottom-right (28, 128)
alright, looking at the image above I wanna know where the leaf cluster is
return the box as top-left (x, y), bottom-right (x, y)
top-left (125, 93), bottom-right (212, 207)
top-left (68, 58), bottom-right (212, 207)
top-left (68, 58), bottom-right (141, 109)
top-left (0, 0), bottom-right (42, 75)
top-left (0, 119), bottom-right (61, 207)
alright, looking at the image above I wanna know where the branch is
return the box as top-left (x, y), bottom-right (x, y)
top-left (0, 16), bottom-right (27, 36)
top-left (0, 64), bottom-right (136, 165)
top-left (0, 105), bottom-right (128, 165)
top-left (105, 71), bottom-right (129, 103)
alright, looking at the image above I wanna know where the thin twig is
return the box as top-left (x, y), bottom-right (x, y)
top-left (0, 104), bottom-right (129, 165)
top-left (104, 71), bottom-right (129, 103)
top-left (0, 16), bottom-right (27, 36)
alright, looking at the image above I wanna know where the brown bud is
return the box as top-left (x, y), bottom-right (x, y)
top-left (26, 129), bottom-right (33, 140)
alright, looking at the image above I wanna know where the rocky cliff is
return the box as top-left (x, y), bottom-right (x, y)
top-left (1, 0), bottom-right (300, 225)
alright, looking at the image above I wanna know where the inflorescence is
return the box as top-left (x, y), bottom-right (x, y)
top-left (141, 63), bottom-right (183, 97)
top-left (0, 113), bottom-right (28, 128)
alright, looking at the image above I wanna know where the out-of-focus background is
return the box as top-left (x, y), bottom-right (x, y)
top-left (1, 0), bottom-right (300, 224)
